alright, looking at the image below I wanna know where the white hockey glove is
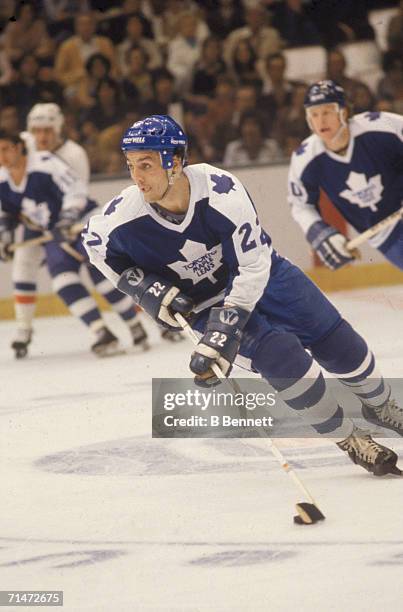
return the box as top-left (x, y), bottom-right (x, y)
top-left (0, 215), bottom-right (17, 261)
top-left (307, 221), bottom-right (355, 270)
top-left (118, 267), bottom-right (194, 331)
top-left (53, 208), bottom-right (82, 243)
top-left (189, 305), bottom-right (250, 387)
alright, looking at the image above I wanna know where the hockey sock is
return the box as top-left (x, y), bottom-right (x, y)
top-left (253, 330), bottom-right (352, 439)
top-left (88, 266), bottom-right (138, 325)
top-left (311, 319), bottom-right (390, 407)
top-left (52, 271), bottom-right (104, 334)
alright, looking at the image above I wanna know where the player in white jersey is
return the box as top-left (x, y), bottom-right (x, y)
top-left (7, 103), bottom-right (150, 357)
top-left (83, 115), bottom-right (403, 477)
top-left (288, 80), bottom-right (403, 270)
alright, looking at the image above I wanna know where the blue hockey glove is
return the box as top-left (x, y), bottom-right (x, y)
top-left (52, 208), bottom-right (82, 243)
top-left (118, 267), bottom-right (194, 330)
top-left (189, 305), bottom-right (250, 386)
top-left (307, 221), bottom-right (355, 270)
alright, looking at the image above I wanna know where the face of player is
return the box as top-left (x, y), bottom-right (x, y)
top-left (31, 127), bottom-right (60, 151)
top-left (125, 150), bottom-right (170, 202)
top-left (306, 103), bottom-right (348, 148)
top-left (0, 139), bottom-right (23, 169)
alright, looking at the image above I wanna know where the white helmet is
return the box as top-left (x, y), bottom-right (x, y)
top-left (27, 103), bottom-right (64, 134)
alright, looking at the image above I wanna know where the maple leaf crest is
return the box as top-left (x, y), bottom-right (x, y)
top-left (339, 171), bottom-right (383, 212)
top-left (296, 142), bottom-right (307, 156)
top-left (365, 111), bottom-right (380, 121)
top-left (168, 239), bottom-right (223, 285)
top-left (210, 174), bottom-right (236, 194)
top-left (21, 197), bottom-right (51, 228)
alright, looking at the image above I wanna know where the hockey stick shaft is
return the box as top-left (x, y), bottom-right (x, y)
top-left (16, 214), bottom-right (85, 262)
top-left (174, 312), bottom-right (320, 507)
top-left (346, 208), bottom-right (403, 251)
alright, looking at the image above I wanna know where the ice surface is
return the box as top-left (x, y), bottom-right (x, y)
top-left (0, 286), bottom-right (402, 612)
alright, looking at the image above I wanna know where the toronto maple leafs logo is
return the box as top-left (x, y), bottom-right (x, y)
top-left (210, 174), bottom-right (236, 195)
top-left (21, 197), bottom-right (51, 228)
top-left (340, 171), bottom-right (383, 212)
top-left (168, 239), bottom-right (223, 285)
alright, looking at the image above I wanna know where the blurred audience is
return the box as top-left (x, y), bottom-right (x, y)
top-left (223, 111), bottom-right (283, 167)
top-left (0, 0), bottom-right (399, 174)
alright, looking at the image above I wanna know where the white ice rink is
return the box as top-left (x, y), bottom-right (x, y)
top-left (1, 285), bottom-right (402, 612)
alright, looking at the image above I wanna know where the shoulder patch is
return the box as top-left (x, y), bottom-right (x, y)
top-left (210, 173), bottom-right (236, 195)
top-left (364, 111), bottom-right (381, 121)
top-left (104, 196), bottom-right (123, 216)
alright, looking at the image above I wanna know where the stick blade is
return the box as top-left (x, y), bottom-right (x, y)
top-left (294, 502), bottom-right (326, 525)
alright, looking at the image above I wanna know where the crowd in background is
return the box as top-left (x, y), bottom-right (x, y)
top-left (0, 0), bottom-right (402, 174)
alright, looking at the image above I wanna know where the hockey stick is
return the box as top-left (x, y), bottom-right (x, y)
top-left (16, 214), bottom-right (85, 262)
top-left (174, 312), bottom-right (326, 526)
top-left (346, 208), bottom-right (403, 251)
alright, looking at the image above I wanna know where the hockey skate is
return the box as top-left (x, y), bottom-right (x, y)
top-left (161, 328), bottom-right (184, 342)
top-left (130, 321), bottom-right (150, 351)
top-left (337, 427), bottom-right (401, 476)
top-left (11, 328), bottom-right (33, 359)
top-left (91, 327), bottom-right (123, 358)
top-left (362, 398), bottom-right (403, 436)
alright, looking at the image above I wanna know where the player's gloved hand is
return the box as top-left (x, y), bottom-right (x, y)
top-left (117, 267), bottom-right (194, 330)
top-left (0, 215), bottom-right (17, 261)
top-left (307, 221), bottom-right (355, 270)
top-left (189, 305), bottom-right (250, 387)
top-left (52, 208), bottom-right (82, 243)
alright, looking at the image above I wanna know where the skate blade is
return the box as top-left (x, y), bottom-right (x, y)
top-left (133, 340), bottom-right (151, 352)
top-left (93, 342), bottom-right (126, 358)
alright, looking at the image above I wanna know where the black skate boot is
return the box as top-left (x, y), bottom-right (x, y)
top-left (362, 398), bottom-right (403, 436)
top-left (161, 328), bottom-right (184, 343)
top-left (130, 321), bottom-right (150, 351)
top-left (337, 427), bottom-right (402, 476)
top-left (91, 327), bottom-right (122, 357)
top-left (11, 328), bottom-right (33, 359)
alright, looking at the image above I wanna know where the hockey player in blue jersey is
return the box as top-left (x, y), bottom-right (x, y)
top-left (83, 114), bottom-right (403, 477)
top-left (288, 80), bottom-right (403, 270)
top-left (0, 130), bottom-right (147, 357)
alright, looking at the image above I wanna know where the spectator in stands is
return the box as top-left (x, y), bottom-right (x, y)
top-left (54, 12), bottom-right (117, 93)
top-left (117, 13), bottom-right (162, 76)
top-left (83, 77), bottom-right (124, 132)
top-left (326, 49), bottom-right (373, 111)
top-left (195, 75), bottom-right (238, 162)
top-left (377, 51), bottom-right (403, 114)
top-left (223, 111), bottom-right (283, 167)
top-left (191, 36), bottom-right (227, 98)
top-left (2, 1), bottom-right (53, 63)
top-left (157, 0), bottom-right (208, 46)
top-left (122, 46), bottom-right (153, 103)
top-left (230, 39), bottom-right (263, 90)
top-left (144, 69), bottom-right (186, 126)
top-left (36, 61), bottom-right (64, 106)
top-left (261, 53), bottom-right (298, 136)
top-left (352, 83), bottom-right (376, 113)
top-left (203, 0), bottom-right (245, 39)
top-left (167, 11), bottom-right (209, 92)
top-left (271, 81), bottom-right (309, 149)
top-left (3, 54), bottom-right (41, 121)
top-left (0, 42), bottom-right (13, 86)
top-left (224, 5), bottom-right (283, 72)
top-left (309, 0), bottom-right (375, 49)
top-left (96, 0), bottom-right (153, 45)
top-left (270, 0), bottom-right (322, 48)
top-left (42, 0), bottom-right (91, 42)
top-left (231, 84), bottom-right (269, 134)
top-left (386, 0), bottom-right (403, 56)
top-left (0, 106), bottom-right (20, 136)
top-left (74, 53), bottom-right (111, 110)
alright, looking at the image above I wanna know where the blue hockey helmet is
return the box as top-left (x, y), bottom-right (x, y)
top-left (121, 115), bottom-right (187, 170)
top-left (304, 80), bottom-right (346, 109)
